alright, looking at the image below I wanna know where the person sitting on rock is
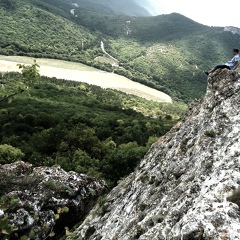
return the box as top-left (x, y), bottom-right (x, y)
top-left (204, 48), bottom-right (240, 75)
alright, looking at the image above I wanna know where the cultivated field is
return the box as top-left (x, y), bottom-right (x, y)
top-left (0, 56), bottom-right (172, 103)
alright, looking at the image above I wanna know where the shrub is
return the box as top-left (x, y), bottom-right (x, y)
top-left (139, 173), bottom-right (149, 182)
top-left (149, 176), bottom-right (156, 184)
top-left (134, 227), bottom-right (146, 239)
top-left (180, 138), bottom-right (190, 153)
top-left (97, 195), bottom-right (106, 207)
top-left (227, 188), bottom-right (240, 207)
top-left (153, 215), bottom-right (165, 224)
top-left (84, 226), bottom-right (96, 240)
top-left (138, 212), bottom-right (146, 221)
top-left (100, 204), bottom-right (110, 217)
top-left (139, 203), bottom-right (147, 211)
top-left (0, 195), bottom-right (20, 236)
top-left (0, 144), bottom-right (25, 164)
top-left (154, 180), bottom-right (161, 187)
top-left (205, 130), bottom-right (216, 138)
top-left (43, 180), bottom-right (75, 196)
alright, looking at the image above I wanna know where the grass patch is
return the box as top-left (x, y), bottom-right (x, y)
top-left (180, 138), bottom-right (190, 153)
top-left (139, 203), bottom-right (147, 211)
top-left (139, 173), bottom-right (149, 182)
top-left (134, 227), bottom-right (146, 239)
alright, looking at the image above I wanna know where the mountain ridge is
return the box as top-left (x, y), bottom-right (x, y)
top-left (70, 0), bottom-right (161, 16)
top-left (32, 0), bottom-right (153, 17)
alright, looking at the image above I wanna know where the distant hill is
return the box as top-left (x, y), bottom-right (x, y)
top-left (26, 0), bottom-right (154, 16)
top-left (0, 0), bottom-right (239, 102)
top-left (71, 0), bottom-right (152, 16)
top-left (69, 0), bottom-right (165, 16)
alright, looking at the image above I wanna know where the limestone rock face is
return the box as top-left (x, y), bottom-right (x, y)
top-left (70, 69), bottom-right (240, 240)
top-left (0, 161), bottom-right (107, 239)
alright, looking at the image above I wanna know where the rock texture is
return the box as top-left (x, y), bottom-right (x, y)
top-left (0, 161), bottom-right (107, 239)
top-left (69, 69), bottom-right (240, 240)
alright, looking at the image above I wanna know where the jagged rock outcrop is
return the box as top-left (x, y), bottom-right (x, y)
top-left (0, 161), bottom-right (107, 239)
top-left (68, 69), bottom-right (240, 240)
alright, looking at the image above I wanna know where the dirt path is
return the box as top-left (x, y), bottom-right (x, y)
top-left (0, 56), bottom-right (172, 103)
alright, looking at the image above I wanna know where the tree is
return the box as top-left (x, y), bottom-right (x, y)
top-left (101, 142), bottom-right (147, 185)
top-left (0, 60), bottom-right (40, 103)
top-left (0, 144), bottom-right (25, 164)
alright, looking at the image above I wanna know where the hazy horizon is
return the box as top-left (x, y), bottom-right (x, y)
top-left (148, 0), bottom-right (240, 28)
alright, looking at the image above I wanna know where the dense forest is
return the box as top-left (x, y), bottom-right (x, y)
top-left (0, 0), bottom-right (239, 187)
top-left (0, 70), bottom-right (185, 188)
top-left (0, 0), bottom-right (239, 102)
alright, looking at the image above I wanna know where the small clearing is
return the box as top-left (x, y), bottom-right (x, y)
top-left (0, 56), bottom-right (172, 103)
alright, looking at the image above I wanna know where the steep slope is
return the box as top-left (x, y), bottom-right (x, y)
top-left (27, 0), bottom-right (152, 16)
top-left (0, 0), bottom-right (97, 59)
top-left (68, 0), bottom-right (152, 16)
top-left (69, 69), bottom-right (240, 239)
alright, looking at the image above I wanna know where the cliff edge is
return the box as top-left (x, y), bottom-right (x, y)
top-left (69, 69), bottom-right (240, 240)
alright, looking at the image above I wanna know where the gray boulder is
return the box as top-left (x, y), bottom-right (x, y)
top-left (0, 161), bottom-right (107, 239)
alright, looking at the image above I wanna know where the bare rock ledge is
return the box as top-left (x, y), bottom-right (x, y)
top-left (0, 161), bottom-right (107, 239)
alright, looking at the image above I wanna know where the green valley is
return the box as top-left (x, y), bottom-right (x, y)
top-left (1, 0), bottom-right (239, 102)
top-left (0, 56), bottom-right (172, 102)
top-left (0, 0), bottom-right (239, 187)
top-left (0, 70), bottom-right (185, 188)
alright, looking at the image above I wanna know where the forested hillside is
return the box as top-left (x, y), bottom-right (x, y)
top-left (0, 0), bottom-right (240, 102)
top-left (70, 0), bottom-right (152, 16)
top-left (0, 72), bottom-right (185, 188)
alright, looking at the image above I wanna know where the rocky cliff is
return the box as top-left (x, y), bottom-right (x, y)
top-left (68, 69), bottom-right (240, 240)
top-left (0, 161), bottom-right (107, 239)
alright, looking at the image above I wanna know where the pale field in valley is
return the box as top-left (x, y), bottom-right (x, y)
top-left (0, 56), bottom-right (172, 103)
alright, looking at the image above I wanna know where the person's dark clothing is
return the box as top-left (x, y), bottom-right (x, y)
top-left (214, 65), bottom-right (231, 70)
